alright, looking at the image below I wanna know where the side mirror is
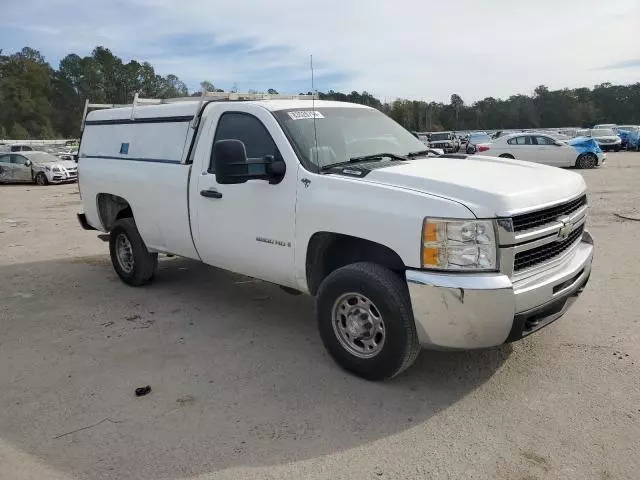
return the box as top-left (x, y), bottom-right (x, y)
top-left (25, 160), bottom-right (32, 167)
top-left (214, 139), bottom-right (250, 184)
top-left (213, 139), bottom-right (286, 185)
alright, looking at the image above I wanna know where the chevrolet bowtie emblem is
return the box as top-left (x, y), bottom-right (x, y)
top-left (557, 216), bottom-right (574, 241)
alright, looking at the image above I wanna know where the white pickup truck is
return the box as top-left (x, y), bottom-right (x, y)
top-left (77, 93), bottom-right (594, 380)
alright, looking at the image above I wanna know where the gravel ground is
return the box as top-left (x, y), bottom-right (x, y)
top-left (0, 153), bottom-right (639, 480)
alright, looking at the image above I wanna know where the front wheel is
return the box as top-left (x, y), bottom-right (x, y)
top-left (34, 172), bottom-right (48, 186)
top-left (317, 262), bottom-right (420, 381)
top-left (109, 218), bottom-right (158, 286)
top-left (614, 145), bottom-right (620, 152)
top-left (576, 153), bottom-right (598, 169)
top-left (499, 153), bottom-right (515, 159)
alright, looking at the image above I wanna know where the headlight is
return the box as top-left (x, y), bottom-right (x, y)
top-left (422, 218), bottom-right (498, 271)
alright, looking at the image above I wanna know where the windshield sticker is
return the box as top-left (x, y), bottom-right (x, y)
top-left (287, 111), bottom-right (324, 120)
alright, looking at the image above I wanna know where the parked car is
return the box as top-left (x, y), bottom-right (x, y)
top-left (487, 133), bottom-right (604, 168)
top-left (616, 125), bottom-right (639, 149)
top-left (466, 132), bottom-right (492, 154)
top-left (77, 93), bottom-right (594, 380)
top-left (588, 128), bottom-right (622, 152)
top-left (428, 131), bottom-right (459, 153)
top-left (0, 151), bottom-right (78, 184)
top-left (594, 123), bottom-right (617, 130)
top-left (0, 143), bottom-right (34, 153)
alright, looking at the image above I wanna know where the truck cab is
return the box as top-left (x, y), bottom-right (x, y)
top-left (77, 93), bottom-right (594, 380)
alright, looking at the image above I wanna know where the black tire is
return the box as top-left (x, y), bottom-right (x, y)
top-left (499, 154), bottom-right (515, 159)
top-left (575, 153), bottom-right (597, 169)
top-left (317, 262), bottom-right (420, 381)
top-left (614, 145), bottom-right (620, 152)
top-left (466, 146), bottom-right (476, 155)
top-left (35, 172), bottom-right (48, 186)
top-left (109, 218), bottom-right (158, 286)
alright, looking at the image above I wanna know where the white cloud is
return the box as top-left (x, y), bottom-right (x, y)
top-left (1, 0), bottom-right (639, 102)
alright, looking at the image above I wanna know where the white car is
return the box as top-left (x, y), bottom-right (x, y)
top-left (0, 151), bottom-right (78, 185)
top-left (588, 128), bottom-right (622, 152)
top-left (486, 133), bottom-right (605, 168)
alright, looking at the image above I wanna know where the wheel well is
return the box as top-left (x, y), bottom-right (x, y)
top-left (96, 193), bottom-right (133, 231)
top-left (499, 153), bottom-right (514, 159)
top-left (305, 232), bottom-right (406, 295)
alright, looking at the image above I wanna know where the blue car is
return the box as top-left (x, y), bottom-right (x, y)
top-left (617, 126), bottom-right (639, 150)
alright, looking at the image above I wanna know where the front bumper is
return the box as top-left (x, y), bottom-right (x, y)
top-left (598, 152), bottom-right (606, 165)
top-left (406, 231), bottom-right (594, 349)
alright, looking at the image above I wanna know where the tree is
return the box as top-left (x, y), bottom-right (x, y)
top-left (451, 94), bottom-right (464, 129)
top-left (10, 123), bottom-right (29, 139)
top-left (267, 88), bottom-right (278, 95)
top-left (2, 45), bottom-right (640, 139)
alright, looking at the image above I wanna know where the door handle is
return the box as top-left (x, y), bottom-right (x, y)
top-left (200, 189), bottom-right (223, 199)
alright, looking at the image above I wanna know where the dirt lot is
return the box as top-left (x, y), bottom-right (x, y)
top-left (1, 153), bottom-right (639, 480)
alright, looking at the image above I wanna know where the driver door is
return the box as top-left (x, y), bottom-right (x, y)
top-left (10, 154), bottom-right (33, 182)
top-left (190, 107), bottom-right (298, 288)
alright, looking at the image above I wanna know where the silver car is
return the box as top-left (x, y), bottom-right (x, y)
top-left (0, 151), bottom-right (78, 185)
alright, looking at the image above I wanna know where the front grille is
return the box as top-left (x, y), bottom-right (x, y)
top-left (514, 224), bottom-right (584, 272)
top-left (512, 195), bottom-right (587, 232)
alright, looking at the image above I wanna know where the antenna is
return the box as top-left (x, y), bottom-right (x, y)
top-left (311, 54), bottom-right (320, 167)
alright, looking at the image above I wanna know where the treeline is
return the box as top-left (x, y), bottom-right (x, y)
top-left (1, 46), bottom-right (639, 139)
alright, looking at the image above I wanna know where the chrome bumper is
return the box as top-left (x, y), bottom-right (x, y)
top-left (406, 231), bottom-right (594, 349)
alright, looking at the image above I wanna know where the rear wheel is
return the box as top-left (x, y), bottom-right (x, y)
top-left (109, 218), bottom-right (158, 286)
top-left (499, 153), bottom-right (515, 159)
top-left (317, 262), bottom-right (420, 381)
top-left (576, 153), bottom-right (597, 169)
top-left (35, 172), bottom-right (48, 186)
top-left (614, 145), bottom-right (621, 152)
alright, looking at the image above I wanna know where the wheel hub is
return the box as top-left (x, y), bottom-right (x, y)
top-left (332, 293), bottom-right (386, 358)
top-left (116, 233), bottom-right (134, 273)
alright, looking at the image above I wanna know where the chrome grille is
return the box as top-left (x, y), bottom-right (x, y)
top-left (512, 195), bottom-right (587, 232)
top-left (514, 224), bottom-right (584, 272)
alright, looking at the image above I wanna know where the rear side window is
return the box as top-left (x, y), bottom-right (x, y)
top-left (534, 136), bottom-right (554, 145)
top-left (508, 136), bottom-right (529, 145)
top-left (209, 113), bottom-right (279, 173)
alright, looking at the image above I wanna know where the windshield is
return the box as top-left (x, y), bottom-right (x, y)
top-left (273, 107), bottom-right (427, 169)
top-left (469, 133), bottom-right (491, 143)
top-left (591, 129), bottom-right (615, 136)
top-left (430, 132), bottom-right (451, 141)
top-left (27, 152), bottom-right (60, 163)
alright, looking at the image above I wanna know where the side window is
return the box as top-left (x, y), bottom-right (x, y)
top-left (510, 136), bottom-right (528, 145)
top-left (10, 154), bottom-right (26, 164)
top-left (507, 137), bottom-right (517, 145)
top-left (209, 113), bottom-right (279, 174)
top-left (534, 136), bottom-right (553, 146)
top-left (0, 154), bottom-right (10, 163)
top-left (524, 136), bottom-right (533, 145)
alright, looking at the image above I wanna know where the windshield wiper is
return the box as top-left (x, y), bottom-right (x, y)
top-left (320, 152), bottom-right (408, 171)
top-left (349, 152), bottom-right (408, 162)
top-left (406, 149), bottom-right (441, 158)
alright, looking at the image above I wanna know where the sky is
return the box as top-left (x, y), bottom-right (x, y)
top-left (1, 0), bottom-right (639, 103)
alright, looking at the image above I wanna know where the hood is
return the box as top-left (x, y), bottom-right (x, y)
top-left (32, 159), bottom-right (77, 168)
top-left (363, 155), bottom-right (586, 218)
top-left (592, 135), bottom-right (621, 141)
top-left (568, 137), bottom-right (602, 153)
